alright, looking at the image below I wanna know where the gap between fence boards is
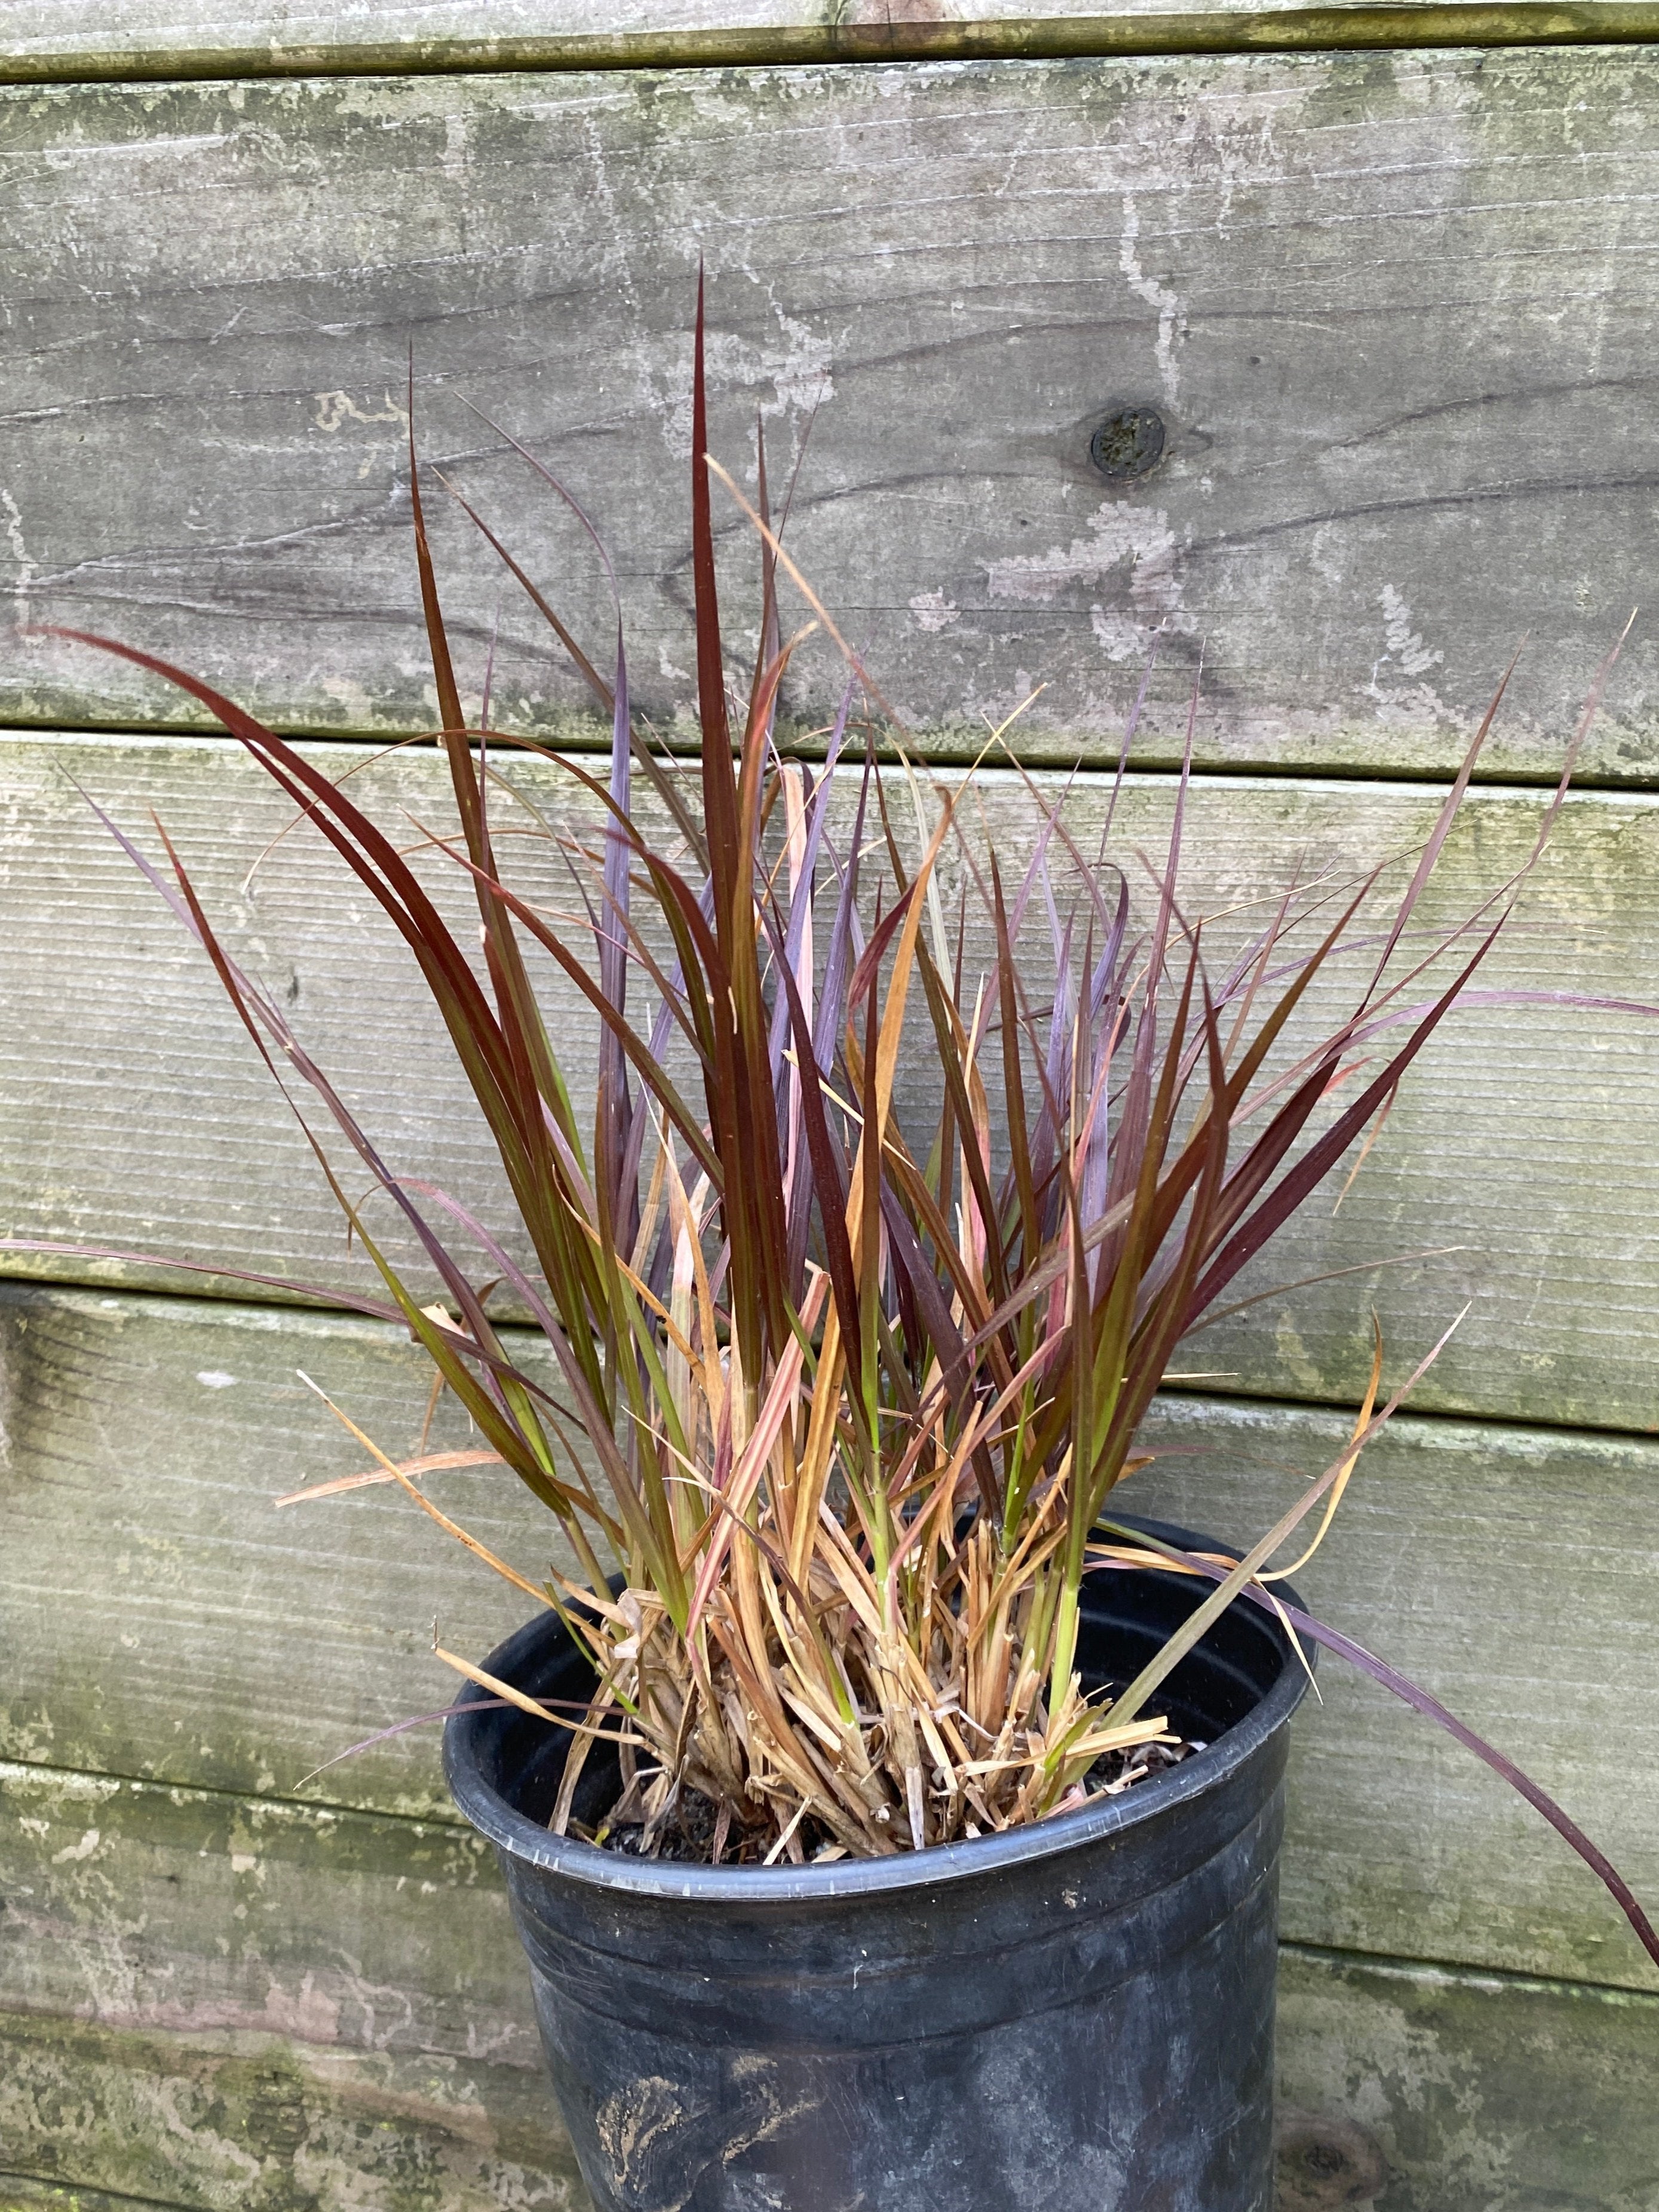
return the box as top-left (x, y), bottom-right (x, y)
top-left (10, 6), bottom-right (1659, 89)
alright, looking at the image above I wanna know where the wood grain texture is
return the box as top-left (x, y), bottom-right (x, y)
top-left (7, 734), bottom-right (1659, 1431)
top-left (5, 52), bottom-right (1659, 779)
top-left (0, 1761), bottom-right (539, 2066)
top-left (5, 1286), bottom-right (1656, 1990)
top-left (5, 1753), bottom-right (1657, 2208)
top-left (0, 2008), bottom-right (581, 2212)
top-left (2, 1940), bottom-right (1655, 2212)
top-left (1274, 1947), bottom-right (1659, 2212)
top-left (1132, 1392), bottom-right (1659, 1995)
top-left (0, 1290), bottom-right (577, 1822)
top-left (14, 12), bottom-right (1659, 99)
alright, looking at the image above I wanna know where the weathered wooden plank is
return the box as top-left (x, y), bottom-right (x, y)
top-left (0, 2180), bottom-right (193, 2212)
top-left (13, 13), bottom-right (1659, 105)
top-left (0, 0), bottom-right (1287, 75)
top-left (2, 1953), bottom-right (1654, 2212)
top-left (1132, 1392), bottom-right (1659, 1995)
top-left (1274, 1947), bottom-right (1659, 2212)
top-left (5, 53), bottom-right (1659, 780)
top-left (0, 0), bottom-right (1066, 65)
top-left (7, 734), bottom-right (1659, 1430)
top-left (5, 1287), bottom-right (1657, 1989)
top-left (0, 1758), bottom-right (576, 2202)
top-left (0, 1290), bottom-right (572, 1820)
top-left (0, 2008), bottom-right (582, 2212)
top-left (0, 0), bottom-right (1316, 77)
top-left (0, 1761), bottom-right (539, 2064)
top-left (0, 0), bottom-right (1554, 81)
top-left (5, 1754), bottom-right (1657, 2206)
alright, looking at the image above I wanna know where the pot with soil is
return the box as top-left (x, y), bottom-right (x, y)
top-left (445, 1515), bottom-right (1309, 2212)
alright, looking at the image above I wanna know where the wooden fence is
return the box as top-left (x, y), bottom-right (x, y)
top-left (2, 8), bottom-right (1657, 2208)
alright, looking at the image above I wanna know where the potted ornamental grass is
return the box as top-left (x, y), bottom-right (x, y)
top-left (22, 297), bottom-right (1657, 2211)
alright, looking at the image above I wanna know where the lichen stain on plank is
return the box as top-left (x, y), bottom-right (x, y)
top-left (1276, 1947), bottom-right (1659, 2210)
top-left (1, 1959), bottom-right (1654, 2211)
top-left (4, 52), bottom-right (1659, 777)
top-left (1134, 1395), bottom-right (1659, 1996)
top-left (0, 2006), bottom-right (585, 2212)
top-left (0, 1288), bottom-right (580, 1821)
top-left (0, 1760), bottom-right (539, 2059)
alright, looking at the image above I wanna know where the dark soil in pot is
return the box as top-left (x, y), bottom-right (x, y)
top-left (591, 1725), bottom-right (1206, 1864)
top-left (444, 1514), bottom-right (1311, 2212)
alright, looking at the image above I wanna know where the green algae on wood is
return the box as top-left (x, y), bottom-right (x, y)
top-left (1277, 1947), bottom-right (1659, 2210)
top-left (0, 2008), bottom-right (584, 2212)
top-left (0, 1761), bottom-right (539, 2060)
top-left (2, 1957), bottom-right (1654, 2211)
top-left (1133, 1395), bottom-right (1659, 1997)
top-left (5, 53), bottom-right (1659, 779)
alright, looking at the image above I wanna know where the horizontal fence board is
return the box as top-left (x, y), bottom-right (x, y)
top-left (6, 735), bottom-right (1659, 1429)
top-left (0, 1291), bottom-right (574, 1823)
top-left (1132, 1393), bottom-right (1659, 1995)
top-left (0, 2007), bottom-right (581, 2212)
top-left (15, 11), bottom-right (1659, 94)
top-left (4, 52), bottom-right (1659, 779)
top-left (4, 1287), bottom-right (1656, 1990)
top-left (6, 1761), bottom-right (1657, 2208)
top-left (0, 1763), bottom-right (539, 2067)
top-left (1274, 1948), bottom-right (1659, 2212)
top-left (3, 1932), bottom-right (1655, 2212)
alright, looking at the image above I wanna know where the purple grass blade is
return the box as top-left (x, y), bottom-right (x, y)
top-left (599, 624), bottom-right (636, 1244)
top-left (766, 909), bottom-right (861, 1345)
top-left (1029, 908), bottom-right (1076, 1203)
top-left (615, 868), bottom-right (719, 1211)
top-left (814, 754), bottom-right (873, 1076)
top-left (766, 672), bottom-right (855, 1091)
top-left (1272, 1597), bottom-right (1659, 1972)
top-left (78, 786), bottom-right (542, 1447)
top-left (1004, 767), bottom-right (1078, 942)
top-left (296, 1694), bottom-right (628, 1790)
top-left (296, 1700), bottom-right (516, 1786)
top-left (1100, 644), bottom-right (1159, 849)
top-left (1080, 872), bottom-right (1133, 1264)
top-left (1364, 650), bottom-right (1517, 996)
top-left (1344, 987), bottom-right (1659, 1042)
top-left (460, 403), bottom-right (624, 610)
top-left (1183, 915), bottom-right (1509, 1327)
top-left (436, 471), bottom-right (614, 716)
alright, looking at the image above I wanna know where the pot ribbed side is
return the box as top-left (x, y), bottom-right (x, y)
top-left (444, 1514), bottom-right (1310, 2212)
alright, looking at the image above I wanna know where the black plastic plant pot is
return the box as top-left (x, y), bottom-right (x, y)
top-left (443, 1515), bottom-right (1311, 2212)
